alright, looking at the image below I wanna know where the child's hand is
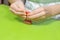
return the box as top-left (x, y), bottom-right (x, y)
top-left (27, 7), bottom-right (50, 21)
top-left (10, 1), bottom-right (26, 19)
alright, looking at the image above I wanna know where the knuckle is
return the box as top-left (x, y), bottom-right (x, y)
top-left (10, 4), bottom-right (13, 8)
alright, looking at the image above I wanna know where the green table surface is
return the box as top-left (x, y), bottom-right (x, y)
top-left (0, 5), bottom-right (60, 40)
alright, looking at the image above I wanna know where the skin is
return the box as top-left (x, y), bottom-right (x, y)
top-left (8, 0), bottom-right (60, 21)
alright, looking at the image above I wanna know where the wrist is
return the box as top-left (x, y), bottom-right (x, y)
top-left (43, 6), bottom-right (52, 18)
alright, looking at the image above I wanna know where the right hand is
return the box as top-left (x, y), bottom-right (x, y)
top-left (10, 0), bottom-right (26, 19)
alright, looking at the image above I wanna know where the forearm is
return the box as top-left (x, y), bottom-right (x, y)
top-left (45, 4), bottom-right (60, 17)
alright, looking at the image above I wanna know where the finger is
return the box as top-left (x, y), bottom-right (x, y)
top-left (32, 16), bottom-right (46, 21)
top-left (10, 8), bottom-right (25, 16)
top-left (28, 7), bottom-right (45, 16)
top-left (16, 2), bottom-right (25, 10)
top-left (10, 8), bottom-right (26, 19)
top-left (30, 15), bottom-right (46, 22)
top-left (28, 11), bottom-right (46, 20)
top-left (10, 3), bottom-right (24, 12)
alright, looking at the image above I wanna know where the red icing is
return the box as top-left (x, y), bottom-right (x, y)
top-left (24, 11), bottom-right (32, 24)
top-left (24, 19), bottom-right (32, 24)
top-left (25, 11), bottom-right (30, 15)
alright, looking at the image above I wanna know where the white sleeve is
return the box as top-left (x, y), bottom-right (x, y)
top-left (25, 0), bottom-right (40, 11)
top-left (47, 2), bottom-right (60, 6)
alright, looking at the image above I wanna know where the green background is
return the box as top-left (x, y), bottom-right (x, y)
top-left (0, 5), bottom-right (60, 40)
